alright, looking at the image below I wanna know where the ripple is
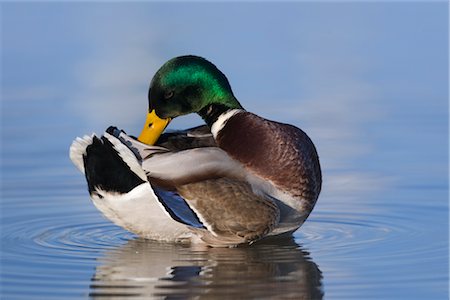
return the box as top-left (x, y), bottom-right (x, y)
top-left (300, 203), bottom-right (430, 248)
top-left (300, 211), bottom-right (398, 250)
top-left (2, 213), bottom-right (135, 259)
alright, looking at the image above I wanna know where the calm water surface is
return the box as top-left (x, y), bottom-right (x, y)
top-left (1, 2), bottom-right (448, 299)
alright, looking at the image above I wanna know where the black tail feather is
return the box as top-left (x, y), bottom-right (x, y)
top-left (83, 136), bottom-right (145, 195)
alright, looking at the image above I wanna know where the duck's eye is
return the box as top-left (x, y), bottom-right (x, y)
top-left (164, 91), bottom-right (174, 100)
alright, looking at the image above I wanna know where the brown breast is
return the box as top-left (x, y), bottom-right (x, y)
top-left (216, 112), bottom-right (322, 209)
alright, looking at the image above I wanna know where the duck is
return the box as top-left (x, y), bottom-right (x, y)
top-left (70, 55), bottom-right (322, 247)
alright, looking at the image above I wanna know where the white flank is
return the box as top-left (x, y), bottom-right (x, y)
top-left (210, 109), bottom-right (244, 139)
top-left (91, 183), bottom-right (192, 242)
top-left (69, 134), bottom-right (95, 174)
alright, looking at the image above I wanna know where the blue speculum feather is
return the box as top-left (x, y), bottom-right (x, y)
top-left (152, 185), bottom-right (205, 229)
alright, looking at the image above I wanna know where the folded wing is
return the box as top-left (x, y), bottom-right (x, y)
top-left (112, 128), bottom-right (281, 246)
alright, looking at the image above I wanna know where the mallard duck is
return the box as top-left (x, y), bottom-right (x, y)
top-left (70, 55), bottom-right (321, 247)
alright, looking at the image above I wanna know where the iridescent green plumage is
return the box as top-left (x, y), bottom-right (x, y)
top-left (149, 56), bottom-right (242, 122)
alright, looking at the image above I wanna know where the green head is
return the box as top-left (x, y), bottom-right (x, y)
top-left (148, 55), bottom-right (243, 120)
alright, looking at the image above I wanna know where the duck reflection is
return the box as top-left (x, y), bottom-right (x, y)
top-left (90, 237), bottom-right (323, 299)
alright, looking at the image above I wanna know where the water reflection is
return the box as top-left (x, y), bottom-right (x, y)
top-left (91, 237), bottom-right (323, 299)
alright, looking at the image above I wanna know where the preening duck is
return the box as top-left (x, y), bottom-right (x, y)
top-left (70, 55), bottom-right (321, 247)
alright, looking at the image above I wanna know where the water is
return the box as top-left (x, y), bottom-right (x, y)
top-left (1, 2), bottom-right (448, 299)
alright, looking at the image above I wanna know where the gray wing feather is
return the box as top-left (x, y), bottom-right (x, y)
top-left (108, 128), bottom-right (246, 186)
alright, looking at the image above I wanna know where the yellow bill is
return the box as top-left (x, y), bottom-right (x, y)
top-left (138, 109), bottom-right (171, 145)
